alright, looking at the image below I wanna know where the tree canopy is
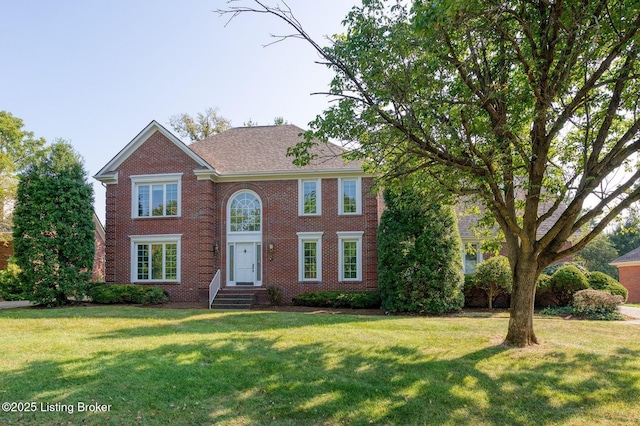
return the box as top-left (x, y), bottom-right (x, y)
top-left (168, 107), bottom-right (231, 142)
top-left (222, 0), bottom-right (640, 346)
top-left (0, 111), bottom-right (47, 235)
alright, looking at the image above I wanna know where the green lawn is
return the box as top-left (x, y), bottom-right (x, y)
top-left (1, 307), bottom-right (639, 425)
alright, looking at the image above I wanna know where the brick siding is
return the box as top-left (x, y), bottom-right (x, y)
top-left (618, 265), bottom-right (640, 303)
top-left (103, 130), bottom-right (379, 302)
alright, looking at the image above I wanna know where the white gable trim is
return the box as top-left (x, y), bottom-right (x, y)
top-left (93, 120), bottom-right (214, 183)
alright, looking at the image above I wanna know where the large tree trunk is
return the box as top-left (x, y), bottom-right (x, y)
top-left (504, 258), bottom-right (540, 347)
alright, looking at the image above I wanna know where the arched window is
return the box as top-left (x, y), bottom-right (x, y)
top-left (229, 191), bottom-right (261, 232)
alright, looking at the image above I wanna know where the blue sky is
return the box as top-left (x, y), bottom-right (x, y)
top-left (1, 0), bottom-right (358, 223)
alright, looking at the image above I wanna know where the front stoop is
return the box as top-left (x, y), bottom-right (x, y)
top-left (210, 289), bottom-right (262, 310)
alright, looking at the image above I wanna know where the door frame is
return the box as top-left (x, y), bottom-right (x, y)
top-left (226, 189), bottom-right (263, 287)
top-left (227, 241), bottom-right (262, 286)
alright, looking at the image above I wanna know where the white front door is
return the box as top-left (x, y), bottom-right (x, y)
top-left (235, 243), bottom-right (255, 284)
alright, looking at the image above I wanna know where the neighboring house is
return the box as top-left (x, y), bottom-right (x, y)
top-left (457, 203), bottom-right (571, 274)
top-left (93, 214), bottom-right (106, 282)
top-left (93, 121), bottom-right (379, 303)
top-left (610, 247), bottom-right (640, 303)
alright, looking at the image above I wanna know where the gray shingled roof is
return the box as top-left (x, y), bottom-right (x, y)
top-left (189, 125), bottom-right (361, 174)
top-left (611, 246), bottom-right (640, 264)
top-left (457, 200), bottom-right (569, 238)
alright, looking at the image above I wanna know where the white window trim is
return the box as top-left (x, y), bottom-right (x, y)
top-left (337, 231), bottom-right (363, 282)
top-left (297, 232), bottom-right (323, 282)
top-left (130, 234), bottom-right (182, 283)
top-left (298, 178), bottom-right (322, 216)
top-left (131, 173), bottom-right (182, 219)
top-left (338, 177), bottom-right (362, 215)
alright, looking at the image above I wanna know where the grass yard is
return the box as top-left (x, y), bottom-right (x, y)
top-left (1, 307), bottom-right (639, 425)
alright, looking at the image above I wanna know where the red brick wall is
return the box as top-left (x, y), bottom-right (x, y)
top-left (215, 178), bottom-right (379, 303)
top-left (104, 130), bottom-right (216, 301)
top-left (0, 240), bottom-right (12, 269)
top-left (618, 265), bottom-right (640, 303)
top-left (92, 228), bottom-right (105, 282)
top-left (103, 129), bottom-right (378, 302)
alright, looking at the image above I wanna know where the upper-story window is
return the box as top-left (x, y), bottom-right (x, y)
top-left (338, 177), bottom-right (362, 215)
top-left (298, 179), bottom-right (321, 216)
top-left (131, 174), bottom-right (182, 218)
top-left (229, 191), bottom-right (261, 232)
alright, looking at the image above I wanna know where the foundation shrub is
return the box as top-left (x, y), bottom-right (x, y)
top-left (292, 291), bottom-right (381, 309)
top-left (266, 286), bottom-right (283, 306)
top-left (89, 284), bottom-right (169, 305)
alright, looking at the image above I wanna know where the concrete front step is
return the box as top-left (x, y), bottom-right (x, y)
top-left (210, 292), bottom-right (256, 310)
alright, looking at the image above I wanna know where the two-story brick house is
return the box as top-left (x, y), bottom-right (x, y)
top-left (94, 121), bottom-right (379, 303)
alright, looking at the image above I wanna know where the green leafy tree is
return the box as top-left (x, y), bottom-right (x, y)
top-left (0, 111), bottom-right (47, 237)
top-left (13, 141), bottom-right (95, 306)
top-left (609, 211), bottom-right (640, 257)
top-left (474, 255), bottom-right (513, 309)
top-left (221, 0), bottom-right (640, 346)
top-left (377, 188), bottom-right (464, 314)
top-left (575, 234), bottom-right (619, 278)
top-left (168, 107), bottom-right (231, 142)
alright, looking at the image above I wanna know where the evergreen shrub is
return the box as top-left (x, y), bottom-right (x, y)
top-left (377, 188), bottom-right (464, 314)
top-left (548, 265), bottom-right (590, 306)
top-left (587, 271), bottom-right (628, 302)
top-left (89, 284), bottom-right (169, 305)
top-left (291, 291), bottom-right (381, 309)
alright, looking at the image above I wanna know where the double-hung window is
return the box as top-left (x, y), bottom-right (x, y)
top-left (338, 177), bottom-right (362, 215)
top-left (337, 231), bottom-right (363, 281)
top-left (297, 232), bottom-right (323, 281)
top-left (131, 174), bottom-right (182, 218)
top-left (131, 235), bottom-right (181, 282)
top-left (298, 179), bottom-right (321, 216)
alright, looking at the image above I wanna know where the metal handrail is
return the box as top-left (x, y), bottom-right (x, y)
top-left (208, 269), bottom-right (221, 309)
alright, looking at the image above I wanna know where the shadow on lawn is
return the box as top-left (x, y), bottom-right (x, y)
top-left (2, 329), bottom-right (639, 425)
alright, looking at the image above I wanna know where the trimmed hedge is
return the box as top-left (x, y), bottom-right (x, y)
top-left (292, 291), bottom-right (381, 309)
top-left (587, 271), bottom-right (628, 302)
top-left (572, 289), bottom-right (624, 321)
top-left (89, 284), bottom-right (170, 305)
top-left (547, 265), bottom-right (590, 306)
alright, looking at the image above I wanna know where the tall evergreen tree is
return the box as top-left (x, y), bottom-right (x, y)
top-left (377, 187), bottom-right (464, 314)
top-left (13, 141), bottom-right (94, 306)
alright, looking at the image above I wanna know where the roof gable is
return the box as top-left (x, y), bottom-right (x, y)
top-left (189, 124), bottom-right (362, 175)
top-left (611, 246), bottom-right (640, 265)
top-left (94, 121), bottom-right (213, 183)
